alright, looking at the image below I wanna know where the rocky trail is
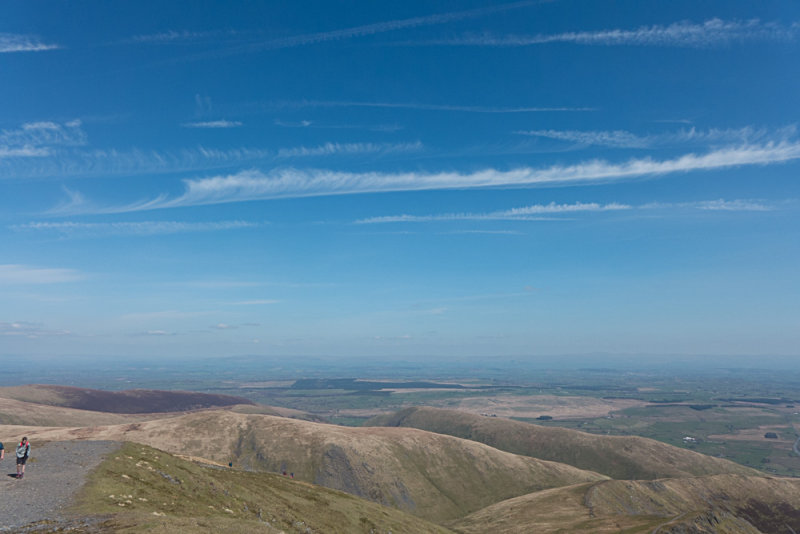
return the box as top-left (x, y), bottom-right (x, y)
top-left (0, 440), bottom-right (120, 532)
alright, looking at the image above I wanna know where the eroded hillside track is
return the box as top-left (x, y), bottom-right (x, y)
top-left (0, 440), bottom-right (120, 531)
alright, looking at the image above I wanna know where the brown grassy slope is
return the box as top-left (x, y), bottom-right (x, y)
top-left (229, 402), bottom-right (326, 422)
top-left (369, 407), bottom-right (758, 480)
top-left (0, 396), bottom-right (151, 427)
top-left (73, 442), bottom-right (453, 534)
top-left (449, 482), bottom-right (666, 533)
top-left (0, 384), bottom-right (253, 414)
top-left (0, 410), bottom-right (606, 523)
top-left (451, 475), bottom-right (800, 534)
top-left (0, 385), bottom-right (322, 425)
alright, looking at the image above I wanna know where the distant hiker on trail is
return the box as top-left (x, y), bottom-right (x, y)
top-left (0, 441), bottom-right (4, 461)
top-left (16, 437), bottom-right (30, 479)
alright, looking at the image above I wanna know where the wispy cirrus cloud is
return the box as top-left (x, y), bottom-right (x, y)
top-left (0, 120), bottom-right (86, 159)
top-left (356, 202), bottom-right (631, 223)
top-left (182, 120), bottom-right (243, 128)
top-left (0, 264), bottom-right (82, 284)
top-left (516, 126), bottom-right (789, 149)
top-left (190, 1), bottom-right (538, 58)
top-left (358, 199), bottom-right (775, 224)
top-left (58, 140), bottom-right (800, 214)
top-left (437, 18), bottom-right (800, 48)
top-left (442, 229), bottom-right (524, 235)
top-left (229, 299), bottom-right (281, 305)
top-left (273, 118), bottom-right (404, 132)
top-left (11, 220), bottom-right (258, 237)
top-left (135, 330), bottom-right (177, 337)
top-left (1, 140), bottom-right (420, 180)
top-left (276, 141), bottom-right (422, 158)
top-left (0, 33), bottom-right (60, 53)
top-left (0, 146), bottom-right (51, 158)
top-left (274, 119), bottom-right (313, 128)
top-left (122, 29), bottom-right (241, 45)
top-left (275, 100), bottom-right (592, 113)
top-left (642, 199), bottom-right (774, 211)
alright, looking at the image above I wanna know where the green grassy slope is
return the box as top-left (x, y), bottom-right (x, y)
top-left (73, 442), bottom-right (454, 534)
top-left (369, 407), bottom-right (759, 480)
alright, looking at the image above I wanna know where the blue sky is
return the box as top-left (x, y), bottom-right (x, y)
top-left (1, 1), bottom-right (799, 360)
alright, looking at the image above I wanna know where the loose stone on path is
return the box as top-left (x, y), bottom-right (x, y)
top-left (0, 440), bottom-right (121, 531)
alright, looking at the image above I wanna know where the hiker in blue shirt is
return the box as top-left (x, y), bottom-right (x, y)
top-left (16, 437), bottom-right (30, 479)
top-left (0, 441), bottom-right (4, 461)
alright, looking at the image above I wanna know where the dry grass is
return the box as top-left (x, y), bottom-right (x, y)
top-left (74, 442), bottom-right (453, 533)
top-left (452, 474), bottom-right (800, 533)
top-left (0, 397), bottom-right (152, 427)
top-left (370, 407), bottom-right (759, 480)
top-left (0, 410), bottom-right (606, 523)
top-left (451, 483), bottom-right (666, 533)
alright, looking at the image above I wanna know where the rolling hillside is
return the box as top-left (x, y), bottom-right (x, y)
top-left (5, 388), bottom-right (798, 533)
top-left (0, 384), bottom-right (254, 414)
top-left (0, 396), bottom-right (152, 427)
top-left (451, 474), bottom-right (800, 533)
top-left (69, 442), bottom-right (454, 533)
top-left (0, 409), bottom-right (606, 523)
top-left (370, 406), bottom-right (758, 480)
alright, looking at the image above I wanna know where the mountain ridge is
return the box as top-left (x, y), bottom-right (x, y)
top-left (369, 406), bottom-right (759, 480)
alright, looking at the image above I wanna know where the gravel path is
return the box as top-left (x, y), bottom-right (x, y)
top-left (0, 441), bottom-right (121, 531)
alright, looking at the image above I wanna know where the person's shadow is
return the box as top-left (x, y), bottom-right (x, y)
top-left (6, 473), bottom-right (19, 478)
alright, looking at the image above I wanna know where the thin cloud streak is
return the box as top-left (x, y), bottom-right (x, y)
top-left (2, 141), bottom-right (420, 180)
top-left (0, 147), bottom-right (51, 158)
top-left (12, 220), bottom-right (259, 237)
top-left (182, 120), bottom-right (243, 128)
top-left (0, 120), bottom-right (86, 160)
top-left (358, 199), bottom-right (775, 224)
top-left (514, 125), bottom-right (797, 148)
top-left (276, 100), bottom-right (593, 113)
top-left (276, 141), bottom-right (422, 158)
top-left (65, 141), bottom-right (800, 214)
top-left (356, 202), bottom-right (631, 223)
top-left (642, 199), bottom-right (774, 211)
top-left (122, 29), bottom-right (241, 45)
top-left (0, 33), bottom-right (60, 53)
top-left (516, 126), bottom-right (782, 148)
top-left (230, 299), bottom-right (281, 305)
top-left (438, 18), bottom-right (800, 48)
top-left (191, 1), bottom-right (540, 58)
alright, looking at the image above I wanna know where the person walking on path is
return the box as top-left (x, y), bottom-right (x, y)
top-left (16, 437), bottom-right (30, 479)
top-left (0, 440), bottom-right (4, 461)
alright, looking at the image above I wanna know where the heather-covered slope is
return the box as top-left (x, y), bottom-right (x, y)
top-left (0, 384), bottom-right (254, 414)
top-left (370, 406), bottom-right (758, 480)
